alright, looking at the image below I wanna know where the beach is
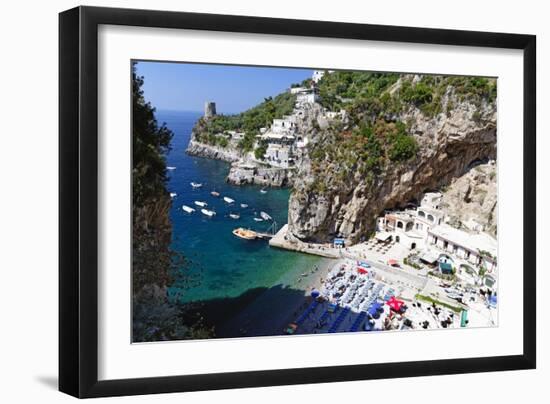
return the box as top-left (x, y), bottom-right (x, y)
top-left (212, 257), bottom-right (337, 338)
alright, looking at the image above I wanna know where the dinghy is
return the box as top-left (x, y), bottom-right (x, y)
top-left (201, 208), bottom-right (216, 217)
top-left (260, 211), bottom-right (272, 221)
top-left (194, 201), bottom-right (207, 207)
top-left (223, 196), bottom-right (235, 204)
top-left (190, 182), bottom-right (203, 189)
top-left (182, 205), bottom-right (195, 213)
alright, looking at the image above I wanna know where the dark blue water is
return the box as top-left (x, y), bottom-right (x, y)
top-left (159, 110), bottom-right (321, 303)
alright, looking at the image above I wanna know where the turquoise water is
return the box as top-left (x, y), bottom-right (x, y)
top-left (159, 110), bottom-right (322, 304)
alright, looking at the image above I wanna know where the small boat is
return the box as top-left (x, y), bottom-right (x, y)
top-left (194, 201), bottom-right (207, 207)
top-left (201, 208), bottom-right (216, 217)
top-left (182, 205), bottom-right (195, 213)
top-left (232, 228), bottom-right (257, 240)
top-left (223, 196), bottom-right (235, 204)
top-left (260, 188), bottom-right (268, 194)
top-left (167, 166), bottom-right (176, 171)
top-left (254, 217), bottom-right (264, 222)
top-left (240, 203), bottom-right (248, 208)
top-left (260, 211), bottom-right (272, 221)
top-left (169, 192), bottom-right (177, 198)
top-left (190, 182), bottom-right (203, 188)
top-left (211, 191), bottom-right (220, 197)
top-left (229, 213), bottom-right (240, 219)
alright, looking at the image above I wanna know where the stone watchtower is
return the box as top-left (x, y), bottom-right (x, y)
top-left (204, 101), bottom-right (217, 120)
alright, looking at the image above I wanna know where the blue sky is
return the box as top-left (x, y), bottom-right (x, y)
top-left (135, 61), bottom-right (313, 114)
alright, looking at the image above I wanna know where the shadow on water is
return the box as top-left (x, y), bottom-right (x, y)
top-left (188, 284), bottom-right (379, 340)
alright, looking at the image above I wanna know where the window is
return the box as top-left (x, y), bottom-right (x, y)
top-left (427, 214), bottom-right (434, 222)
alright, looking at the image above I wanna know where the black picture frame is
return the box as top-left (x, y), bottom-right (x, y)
top-left (59, 5), bottom-right (536, 398)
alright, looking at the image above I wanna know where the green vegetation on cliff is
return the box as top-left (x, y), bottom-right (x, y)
top-left (194, 92), bottom-right (296, 152)
top-left (308, 72), bottom-right (495, 194)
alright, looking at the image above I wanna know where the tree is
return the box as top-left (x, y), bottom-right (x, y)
top-left (132, 63), bottom-right (173, 207)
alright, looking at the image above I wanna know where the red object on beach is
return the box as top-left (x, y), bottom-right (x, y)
top-left (387, 259), bottom-right (399, 267)
top-left (357, 267), bottom-right (368, 274)
top-left (386, 296), bottom-right (405, 312)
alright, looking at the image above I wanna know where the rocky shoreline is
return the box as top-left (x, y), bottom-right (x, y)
top-left (186, 138), bottom-right (242, 163)
top-left (186, 139), bottom-right (294, 188)
top-left (227, 162), bottom-right (294, 187)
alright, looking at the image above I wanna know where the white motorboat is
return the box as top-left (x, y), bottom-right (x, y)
top-left (223, 196), bottom-right (235, 204)
top-left (194, 201), bottom-right (207, 207)
top-left (229, 213), bottom-right (240, 219)
top-left (211, 191), bottom-right (220, 197)
top-left (182, 205), bottom-right (195, 213)
top-left (254, 217), bottom-right (264, 222)
top-left (260, 211), bottom-right (272, 221)
top-left (260, 188), bottom-right (267, 194)
top-left (167, 166), bottom-right (176, 170)
top-left (169, 192), bottom-right (177, 198)
top-left (240, 203), bottom-right (248, 208)
top-left (201, 208), bottom-right (216, 217)
top-left (190, 182), bottom-right (203, 188)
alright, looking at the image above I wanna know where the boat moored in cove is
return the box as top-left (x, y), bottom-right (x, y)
top-left (182, 205), bottom-right (195, 213)
top-left (170, 192), bottom-right (177, 198)
top-left (194, 201), bottom-right (207, 207)
top-left (201, 208), bottom-right (216, 217)
top-left (260, 211), bottom-right (272, 221)
top-left (232, 228), bottom-right (257, 240)
top-left (211, 191), bottom-right (220, 197)
top-left (240, 203), bottom-right (248, 208)
top-left (190, 182), bottom-right (203, 188)
top-left (229, 213), bottom-right (240, 219)
top-left (223, 196), bottom-right (235, 204)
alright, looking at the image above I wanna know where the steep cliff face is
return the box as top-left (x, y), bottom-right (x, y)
top-left (440, 162), bottom-right (497, 236)
top-left (288, 82), bottom-right (497, 243)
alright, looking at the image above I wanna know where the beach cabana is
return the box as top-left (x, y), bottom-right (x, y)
top-left (375, 232), bottom-right (392, 242)
top-left (439, 262), bottom-right (453, 274)
top-left (333, 238), bottom-right (345, 248)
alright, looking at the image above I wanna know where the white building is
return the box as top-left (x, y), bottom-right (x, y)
top-left (427, 224), bottom-right (498, 275)
top-left (262, 133), bottom-right (295, 168)
top-left (290, 86), bottom-right (307, 94)
top-left (375, 191), bottom-right (497, 288)
top-left (296, 92), bottom-right (320, 105)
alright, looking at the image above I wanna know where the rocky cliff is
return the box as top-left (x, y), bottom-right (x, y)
top-left (440, 162), bottom-right (497, 236)
top-left (227, 162), bottom-right (294, 187)
top-left (186, 137), bottom-right (242, 163)
top-left (288, 77), bottom-right (497, 243)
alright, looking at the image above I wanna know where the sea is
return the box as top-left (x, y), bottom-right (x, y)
top-left (158, 110), bottom-right (326, 335)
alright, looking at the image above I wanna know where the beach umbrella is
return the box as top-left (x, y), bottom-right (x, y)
top-left (311, 290), bottom-right (320, 298)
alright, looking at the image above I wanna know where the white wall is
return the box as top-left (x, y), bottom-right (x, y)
top-left (0, 0), bottom-right (547, 403)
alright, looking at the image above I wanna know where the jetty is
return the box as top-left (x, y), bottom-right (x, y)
top-left (255, 221), bottom-right (278, 239)
top-left (269, 225), bottom-right (340, 258)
